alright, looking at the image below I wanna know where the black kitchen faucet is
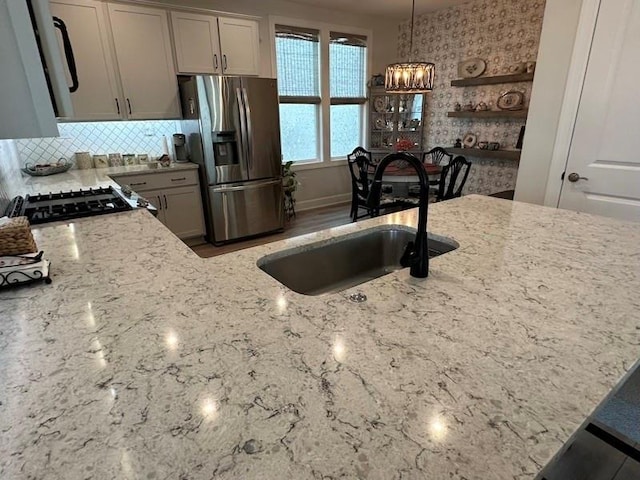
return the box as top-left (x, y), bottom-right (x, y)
top-left (367, 152), bottom-right (430, 278)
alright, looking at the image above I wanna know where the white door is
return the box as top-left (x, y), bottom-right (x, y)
top-left (558, 0), bottom-right (640, 222)
top-left (217, 17), bottom-right (260, 76)
top-left (50, 0), bottom-right (121, 121)
top-left (170, 11), bottom-right (222, 75)
top-left (108, 3), bottom-right (180, 120)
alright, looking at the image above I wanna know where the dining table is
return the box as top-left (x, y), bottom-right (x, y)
top-left (372, 162), bottom-right (442, 197)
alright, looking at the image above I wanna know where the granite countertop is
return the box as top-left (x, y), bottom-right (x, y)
top-left (11, 162), bottom-right (198, 196)
top-left (1, 196), bottom-right (639, 479)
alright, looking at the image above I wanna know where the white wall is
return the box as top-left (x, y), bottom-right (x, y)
top-left (514, 0), bottom-right (584, 205)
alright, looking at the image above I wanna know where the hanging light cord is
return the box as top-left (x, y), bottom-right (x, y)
top-left (408, 0), bottom-right (416, 60)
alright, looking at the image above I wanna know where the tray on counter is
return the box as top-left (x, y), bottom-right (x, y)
top-left (22, 159), bottom-right (72, 176)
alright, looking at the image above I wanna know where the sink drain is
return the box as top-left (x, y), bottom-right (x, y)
top-left (349, 292), bottom-right (367, 303)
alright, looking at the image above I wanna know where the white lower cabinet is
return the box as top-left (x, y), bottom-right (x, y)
top-left (112, 169), bottom-right (205, 240)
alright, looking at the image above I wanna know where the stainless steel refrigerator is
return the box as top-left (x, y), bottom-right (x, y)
top-left (179, 75), bottom-right (284, 244)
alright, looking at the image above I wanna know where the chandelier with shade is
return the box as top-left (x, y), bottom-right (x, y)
top-left (385, 0), bottom-right (435, 93)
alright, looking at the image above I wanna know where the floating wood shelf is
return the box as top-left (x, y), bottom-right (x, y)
top-left (446, 147), bottom-right (521, 160)
top-left (451, 72), bottom-right (534, 87)
top-left (447, 109), bottom-right (529, 119)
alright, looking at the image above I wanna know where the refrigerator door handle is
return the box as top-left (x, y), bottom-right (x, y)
top-left (213, 179), bottom-right (281, 193)
top-left (235, 87), bottom-right (250, 170)
top-left (242, 88), bottom-right (254, 171)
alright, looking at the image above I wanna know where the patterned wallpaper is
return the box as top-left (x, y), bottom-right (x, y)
top-left (15, 120), bottom-right (181, 166)
top-left (397, 0), bottom-right (546, 195)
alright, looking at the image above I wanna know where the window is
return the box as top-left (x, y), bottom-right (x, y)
top-left (329, 32), bottom-right (367, 158)
top-left (275, 25), bottom-right (320, 162)
top-left (274, 22), bottom-right (369, 164)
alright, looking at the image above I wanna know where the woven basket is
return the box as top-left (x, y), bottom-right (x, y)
top-left (0, 217), bottom-right (38, 256)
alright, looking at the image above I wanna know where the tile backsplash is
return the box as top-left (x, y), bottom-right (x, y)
top-left (0, 139), bottom-right (24, 213)
top-left (16, 120), bottom-right (181, 165)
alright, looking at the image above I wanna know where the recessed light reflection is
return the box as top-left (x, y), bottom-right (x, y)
top-left (70, 242), bottom-right (80, 260)
top-left (332, 337), bottom-right (346, 363)
top-left (67, 224), bottom-right (80, 260)
top-left (165, 330), bottom-right (179, 351)
top-left (201, 397), bottom-right (219, 421)
top-left (86, 301), bottom-right (95, 327)
top-left (429, 416), bottom-right (447, 441)
top-left (276, 294), bottom-right (287, 313)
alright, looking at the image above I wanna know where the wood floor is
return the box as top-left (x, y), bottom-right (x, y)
top-left (191, 202), bottom-right (353, 258)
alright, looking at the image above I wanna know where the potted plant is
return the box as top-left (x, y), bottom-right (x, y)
top-left (282, 161), bottom-right (299, 218)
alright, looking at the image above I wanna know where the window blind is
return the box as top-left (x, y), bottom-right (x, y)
top-left (329, 31), bottom-right (367, 101)
top-left (275, 25), bottom-right (320, 101)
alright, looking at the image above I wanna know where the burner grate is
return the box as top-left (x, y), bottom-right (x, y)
top-left (18, 186), bottom-right (133, 224)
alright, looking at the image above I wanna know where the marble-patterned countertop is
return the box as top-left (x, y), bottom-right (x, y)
top-left (1, 196), bottom-right (639, 479)
top-left (9, 162), bottom-right (198, 196)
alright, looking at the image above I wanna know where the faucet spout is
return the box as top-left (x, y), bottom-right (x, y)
top-left (367, 153), bottom-right (430, 278)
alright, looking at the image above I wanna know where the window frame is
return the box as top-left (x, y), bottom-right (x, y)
top-left (270, 16), bottom-right (372, 170)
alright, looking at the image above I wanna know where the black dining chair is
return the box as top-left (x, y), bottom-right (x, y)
top-left (347, 146), bottom-right (373, 163)
top-left (422, 147), bottom-right (453, 167)
top-left (423, 146), bottom-right (453, 189)
top-left (436, 155), bottom-right (472, 202)
top-left (347, 148), bottom-right (414, 221)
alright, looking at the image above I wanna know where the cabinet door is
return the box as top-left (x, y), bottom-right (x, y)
top-left (108, 3), bottom-right (180, 119)
top-left (163, 186), bottom-right (205, 239)
top-left (139, 188), bottom-right (166, 225)
top-left (217, 17), bottom-right (259, 76)
top-left (170, 11), bottom-right (221, 74)
top-left (0, 0), bottom-right (59, 139)
top-left (50, 0), bottom-right (121, 121)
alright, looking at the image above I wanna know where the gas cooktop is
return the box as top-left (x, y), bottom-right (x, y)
top-left (5, 186), bottom-right (134, 224)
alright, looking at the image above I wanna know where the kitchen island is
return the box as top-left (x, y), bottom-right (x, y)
top-left (1, 196), bottom-right (639, 479)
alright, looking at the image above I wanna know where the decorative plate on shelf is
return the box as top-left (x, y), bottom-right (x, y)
top-left (458, 58), bottom-right (486, 78)
top-left (462, 133), bottom-right (477, 149)
top-left (374, 117), bottom-right (387, 130)
top-left (497, 90), bottom-right (525, 110)
top-left (373, 96), bottom-right (389, 113)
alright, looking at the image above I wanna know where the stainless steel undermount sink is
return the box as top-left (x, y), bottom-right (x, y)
top-left (257, 225), bottom-right (459, 295)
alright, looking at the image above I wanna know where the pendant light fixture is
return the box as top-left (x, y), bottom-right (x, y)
top-left (385, 0), bottom-right (435, 93)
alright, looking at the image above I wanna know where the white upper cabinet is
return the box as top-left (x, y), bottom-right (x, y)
top-left (171, 12), bottom-right (260, 76)
top-left (218, 17), bottom-right (260, 76)
top-left (170, 11), bottom-right (222, 74)
top-left (50, 0), bottom-right (121, 121)
top-left (0, 0), bottom-right (71, 139)
top-left (108, 3), bottom-right (180, 119)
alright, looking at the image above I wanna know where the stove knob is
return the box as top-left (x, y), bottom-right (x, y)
top-left (121, 185), bottom-right (132, 197)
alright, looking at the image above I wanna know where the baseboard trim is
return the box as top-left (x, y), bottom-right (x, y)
top-left (296, 193), bottom-right (351, 212)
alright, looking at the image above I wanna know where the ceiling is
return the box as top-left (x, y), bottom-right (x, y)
top-left (285, 0), bottom-right (472, 19)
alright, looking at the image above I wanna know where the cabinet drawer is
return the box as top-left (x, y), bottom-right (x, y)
top-left (111, 168), bottom-right (199, 191)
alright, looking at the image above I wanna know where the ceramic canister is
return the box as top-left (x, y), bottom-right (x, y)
top-left (75, 152), bottom-right (93, 169)
top-left (93, 154), bottom-right (109, 168)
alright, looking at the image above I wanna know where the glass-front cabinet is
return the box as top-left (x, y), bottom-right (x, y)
top-left (368, 86), bottom-right (424, 162)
